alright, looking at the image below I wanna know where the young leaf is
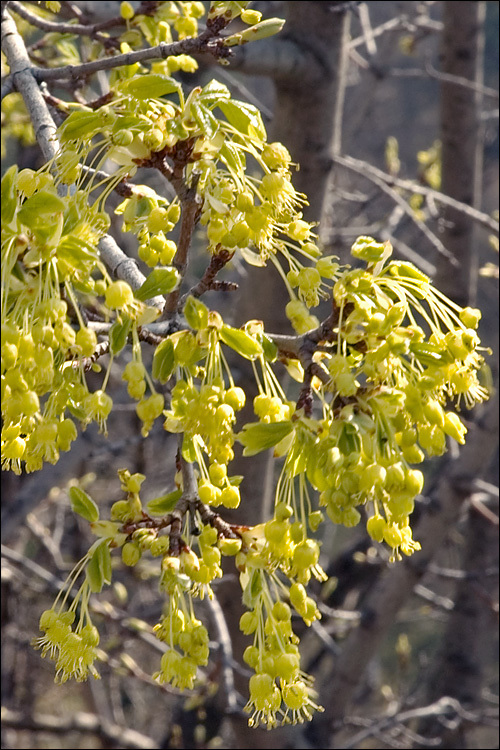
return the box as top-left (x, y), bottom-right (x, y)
top-left (109, 315), bottom-right (132, 355)
top-left (69, 486), bottom-right (99, 523)
top-left (237, 421), bottom-right (294, 456)
top-left (199, 80), bottom-right (231, 108)
top-left (146, 489), bottom-right (182, 515)
top-left (18, 191), bottom-right (66, 225)
top-left (1, 165), bottom-right (18, 225)
top-left (86, 540), bottom-right (112, 593)
top-left (219, 325), bottom-right (263, 360)
top-left (134, 267), bottom-right (179, 301)
top-left (152, 338), bottom-right (175, 383)
top-left (122, 74), bottom-right (181, 100)
top-left (242, 568), bottom-right (264, 608)
top-left (58, 111), bottom-right (102, 142)
top-left (218, 100), bottom-right (266, 141)
top-left (191, 101), bottom-right (219, 139)
top-left (184, 296), bottom-right (209, 330)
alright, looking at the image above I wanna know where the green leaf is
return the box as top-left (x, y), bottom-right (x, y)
top-left (199, 80), bottom-right (231, 108)
top-left (239, 246), bottom-right (266, 266)
top-left (261, 333), bottom-right (278, 362)
top-left (219, 325), bottom-right (263, 360)
top-left (338, 424), bottom-right (361, 456)
top-left (387, 260), bottom-right (430, 284)
top-left (191, 101), bottom-right (219, 139)
top-left (237, 420), bottom-right (294, 456)
top-left (57, 236), bottom-right (98, 272)
top-left (59, 111), bottom-right (103, 142)
top-left (146, 488), bottom-right (182, 515)
top-left (242, 568), bottom-right (263, 608)
top-left (218, 100), bottom-right (266, 141)
top-left (86, 540), bottom-right (112, 593)
top-left (112, 115), bottom-right (147, 133)
top-left (227, 475), bottom-right (244, 487)
top-left (109, 315), bottom-right (132, 355)
top-left (1, 165), bottom-right (18, 225)
top-left (152, 338), bottom-right (175, 383)
top-left (181, 434), bottom-right (198, 462)
top-left (183, 296), bottom-right (209, 330)
top-left (90, 520), bottom-right (123, 539)
top-left (220, 141), bottom-right (246, 177)
top-left (123, 74), bottom-right (181, 100)
top-left (409, 341), bottom-right (448, 366)
top-left (69, 486), bottom-right (99, 522)
top-left (134, 267), bottom-right (179, 301)
top-left (18, 191), bottom-right (66, 226)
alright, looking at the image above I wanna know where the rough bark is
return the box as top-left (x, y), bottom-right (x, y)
top-left (234, 0), bottom-right (351, 335)
top-left (416, 497), bottom-right (499, 749)
top-left (434, 1), bottom-right (486, 306)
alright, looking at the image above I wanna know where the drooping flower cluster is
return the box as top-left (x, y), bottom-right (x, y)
top-left (2, 0), bottom-right (492, 732)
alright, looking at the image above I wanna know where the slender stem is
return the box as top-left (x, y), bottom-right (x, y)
top-left (30, 24), bottom-right (231, 83)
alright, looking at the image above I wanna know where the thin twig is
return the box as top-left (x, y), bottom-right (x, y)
top-left (9, 1), bottom-right (116, 46)
top-left (1, 706), bottom-right (160, 750)
top-left (203, 594), bottom-right (242, 713)
top-left (342, 696), bottom-right (497, 750)
top-left (333, 153), bottom-right (499, 236)
top-left (30, 25), bottom-right (231, 83)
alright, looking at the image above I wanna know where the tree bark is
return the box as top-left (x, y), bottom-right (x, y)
top-left (234, 0), bottom-right (351, 335)
top-left (416, 496), bottom-right (499, 749)
top-left (434, 1), bottom-right (486, 306)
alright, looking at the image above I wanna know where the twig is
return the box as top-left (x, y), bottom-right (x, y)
top-left (333, 155), bottom-right (458, 265)
top-left (333, 153), bottom-right (499, 236)
top-left (30, 25), bottom-right (231, 83)
top-left (67, 340), bottom-right (111, 372)
top-left (181, 248), bottom-right (237, 304)
top-left (413, 583), bottom-right (454, 611)
top-left (342, 696), bottom-right (496, 750)
top-left (203, 594), bottom-right (241, 713)
top-left (388, 59), bottom-right (499, 100)
top-left (25, 512), bottom-right (67, 569)
top-left (1, 9), bottom-right (59, 161)
top-left (469, 493), bottom-right (499, 526)
top-left (9, 1), bottom-right (116, 47)
top-left (1, 706), bottom-right (160, 750)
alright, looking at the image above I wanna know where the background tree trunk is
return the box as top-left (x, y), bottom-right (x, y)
top-left (434, 1), bottom-right (486, 305)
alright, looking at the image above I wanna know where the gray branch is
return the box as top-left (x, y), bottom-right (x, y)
top-left (343, 696), bottom-right (493, 750)
top-left (1, 8), bottom-right (164, 308)
top-left (1, 707), bottom-right (159, 749)
top-left (30, 33), bottom-right (226, 83)
top-left (333, 153), bottom-right (499, 236)
top-left (1, 9), bottom-right (58, 161)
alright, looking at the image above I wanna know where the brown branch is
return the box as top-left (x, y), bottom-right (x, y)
top-left (67, 341), bottom-right (110, 372)
top-left (181, 248), bottom-right (237, 304)
top-left (139, 141), bottom-right (204, 317)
